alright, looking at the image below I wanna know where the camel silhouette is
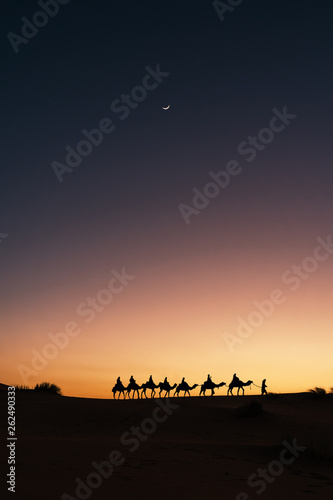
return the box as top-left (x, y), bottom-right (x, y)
top-left (112, 382), bottom-right (127, 399)
top-left (199, 380), bottom-right (226, 396)
top-left (158, 381), bottom-right (177, 398)
top-left (227, 379), bottom-right (253, 396)
top-left (141, 379), bottom-right (159, 398)
top-left (126, 380), bottom-right (142, 399)
top-left (112, 375), bottom-right (256, 398)
top-left (174, 381), bottom-right (198, 397)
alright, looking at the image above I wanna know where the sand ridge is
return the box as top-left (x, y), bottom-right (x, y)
top-left (1, 391), bottom-right (333, 499)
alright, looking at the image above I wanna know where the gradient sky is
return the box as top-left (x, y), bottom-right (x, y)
top-left (1, 0), bottom-right (333, 398)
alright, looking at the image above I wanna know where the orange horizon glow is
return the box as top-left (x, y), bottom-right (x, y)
top-left (2, 229), bottom-right (333, 399)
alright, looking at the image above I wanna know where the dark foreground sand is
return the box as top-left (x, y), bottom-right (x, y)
top-left (1, 391), bottom-right (333, 500)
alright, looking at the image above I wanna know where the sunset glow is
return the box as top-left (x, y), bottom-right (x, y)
top-left (2, 0), bottom-right (333, 400)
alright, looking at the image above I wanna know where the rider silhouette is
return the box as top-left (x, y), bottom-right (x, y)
top-left (232, 373), bottom-right (240, 384)
top-left (207, 374), bottom-right (212, 383)
top-left (181, 377), bottom-right (185, 384)
top-left (261, 379), bottom-right (267, 396)
top-left (116, 376), bottom-right (123, 389)
top-left (149, 375), bottom-right (154, 384)
top-left (164, 377), bottom-right (168, 384)
top-left (130, 375), bottom-right (136, 384)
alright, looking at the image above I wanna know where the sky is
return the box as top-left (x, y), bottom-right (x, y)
top-left (1, 0), bottom-right (333, 398)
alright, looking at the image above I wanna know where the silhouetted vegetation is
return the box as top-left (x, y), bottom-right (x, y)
top-left (307, 387), bottom-right (327, 397)
top-left (15, 384), bottom-right (32, 391)
top-left (34, 382), bottom-right (62, 395)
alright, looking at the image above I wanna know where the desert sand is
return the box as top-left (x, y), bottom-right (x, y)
top-left (1, 389), bottom-right (333, 500)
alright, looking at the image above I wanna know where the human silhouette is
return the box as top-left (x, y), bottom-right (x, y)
top-left (232, 373), bottom-right (240, 385)
top-left (130, 375), bottom-right (136, 384)
top-left (164, 376), bottom-right (168, 384)
top-left (149, 375), bottom-right (154, 384)
top-left (261, 379), bottom-right (267, 396)
top-left (207, 374), bottom-right (212, 384)
top-left (181, 377), bottom-right (185, 384)
top-left (116, 376), bottom-right (124, 389)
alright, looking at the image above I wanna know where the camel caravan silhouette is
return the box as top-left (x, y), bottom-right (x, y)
top-left (227, 374), bottom-right (254, 396)
top-left (199, 374), bottom-right (226, 396)
top-left (174, 377), bottom-right (198, 397)
top-left (112, 373), bottom-right (258, 399)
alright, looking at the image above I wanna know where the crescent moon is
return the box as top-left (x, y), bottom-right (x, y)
top-left (162, 105), bottom-right (170, 110)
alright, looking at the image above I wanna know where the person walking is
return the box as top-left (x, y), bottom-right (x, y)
top-left (261, 379), bottom-right (267, 396)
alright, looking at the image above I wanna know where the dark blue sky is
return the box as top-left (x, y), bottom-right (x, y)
top-left (2, 1), bottom-right (333, 213)
top-left (2, 0), bottom-right (333, 269)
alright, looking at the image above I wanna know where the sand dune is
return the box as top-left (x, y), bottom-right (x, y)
top-left (1, 391), bottom-right (333, 499)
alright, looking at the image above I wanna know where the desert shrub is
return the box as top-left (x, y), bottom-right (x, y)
top-left (34, 382), bottom-right (62, 395)
top-left (15, 385), bottom-right (31, 391)
top-left (307, 387), bottom-right (327, 397)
